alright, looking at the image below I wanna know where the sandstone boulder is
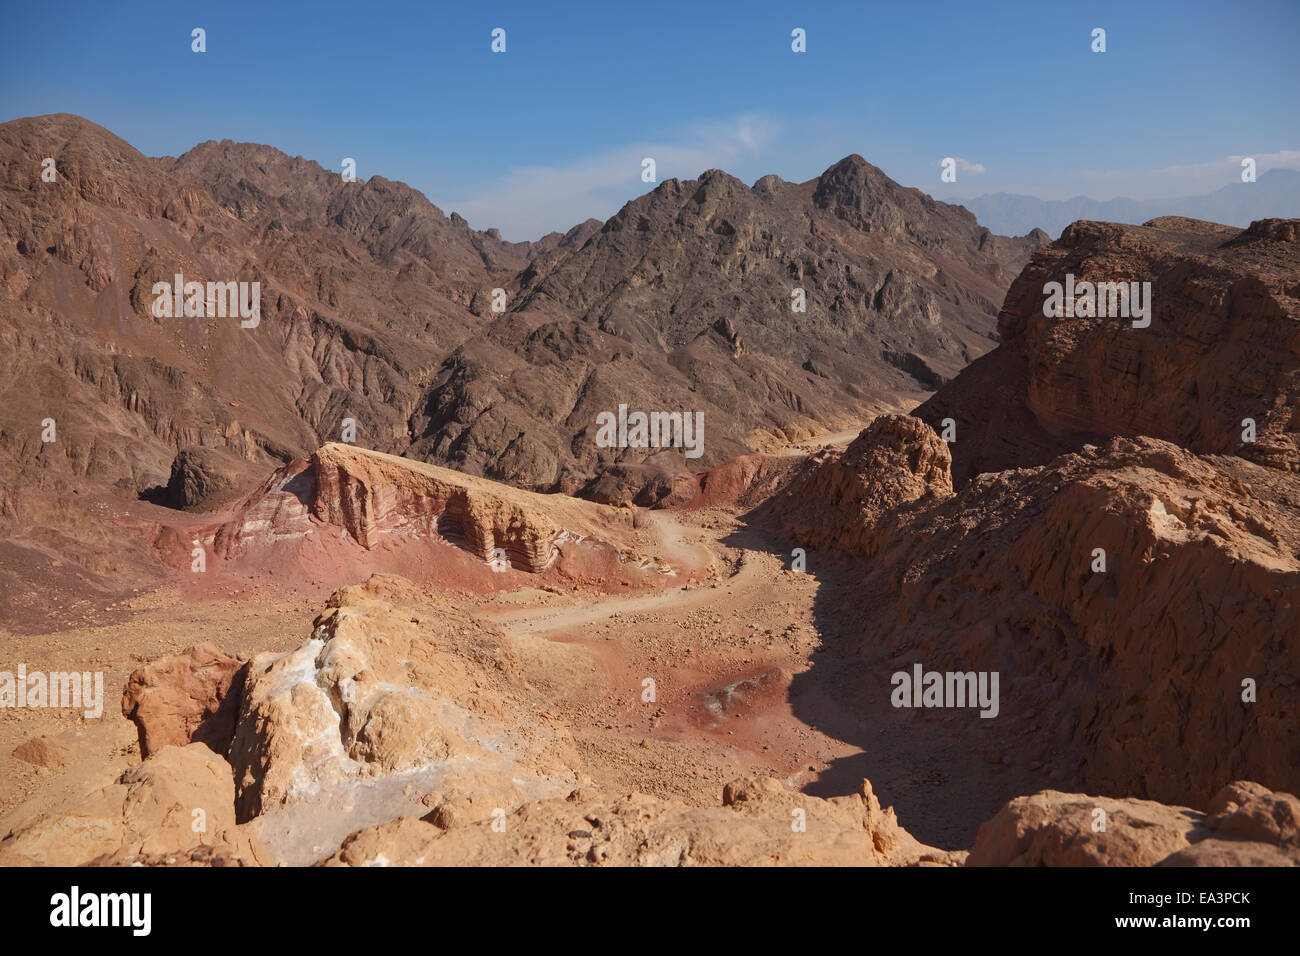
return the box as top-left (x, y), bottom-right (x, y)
top-left (0, 743), bottom-right (269, 866)
top-left (122, 643), bottom-right (247, 758)
top-left (969, 781), bottom-right (1300, 866)
top-left (967, 790), bottom-right (1204, 866)
top-left (767, 414), bottom-right (953, 558)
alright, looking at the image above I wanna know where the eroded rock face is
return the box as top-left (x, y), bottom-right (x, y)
top-left (0, 744), bottom-right (271, 867)
top-left (228, 574), bottom-right (580, 824)
top-left (310, 444), bottom-right (566, 570)
top-left (767, 414), bottom-right (953, 558)
top-left (778, 433), bottom-right (1300, 808)
top-left (325, 776), bottom-right (960, 867)
top-left (212, 443), bottom-right (630, 575)
top-left (968, 781), bottom-right (1300, 867)
top-left (121, 643), bottom-right (247, 758)
top-left (916, 217), bottom-right (1300, 486)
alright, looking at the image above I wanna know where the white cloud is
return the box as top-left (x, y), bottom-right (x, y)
top-left (445, 115), bottom-right (779, 241)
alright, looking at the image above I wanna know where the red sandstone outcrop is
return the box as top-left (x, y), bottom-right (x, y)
top-left (212, 443), bottom-right (639, 575)
top-left (310, 443), bottom-right (568, 569)
top-left (121, 643), bottom-right (246, 758)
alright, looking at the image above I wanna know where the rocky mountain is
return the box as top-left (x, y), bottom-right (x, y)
top-left (769, 216), bottom-right (1300, 813)
top-left (6, 112), bottom-right (1295, 872)
top-left (0, 113), bottom-right (523, 500)
top-left (0, 115), bottom-right (1043, 499)
top-left (423, 156), bottom-right (1044, 490)
top-left (0, 113), bottom-right (1044, 617)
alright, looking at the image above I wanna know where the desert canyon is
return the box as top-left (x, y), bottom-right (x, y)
top-left (0, 114), bottom-right (1296, 868)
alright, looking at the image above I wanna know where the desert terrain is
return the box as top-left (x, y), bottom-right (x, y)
top-left (0, 114), bottom-right (1297, 868)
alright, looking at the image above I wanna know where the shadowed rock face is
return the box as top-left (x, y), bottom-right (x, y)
top-left (147, 446), bottom-right (248, 511)
top-left (786, 433), bottom-right (1300, 810)
top-left (779, 426), bottom-right (1300, 810)
top-left (746, 217), bottom-right (1299, 816)
top-left (121, 643), bottom-right (247, 758)
top-left (915, 217), bottom-right (1300, 487)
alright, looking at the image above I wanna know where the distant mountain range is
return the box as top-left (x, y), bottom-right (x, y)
top-left (953, 168), bottom-right (1300, 238)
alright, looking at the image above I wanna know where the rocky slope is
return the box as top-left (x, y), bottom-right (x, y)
top-left (0, 743), bottom-right (273, 867)
top-left (325, 775), bottom-right (960, 867)
top-left (772, 421), bottom-right (1298, 810)
top-left (915, 216), bottom-right (1300, 486)
top-left (768, 219), bottom-right (1300, 812)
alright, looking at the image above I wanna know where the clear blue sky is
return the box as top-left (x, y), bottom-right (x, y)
top-left (2, 0), bottom-right (1297, 239)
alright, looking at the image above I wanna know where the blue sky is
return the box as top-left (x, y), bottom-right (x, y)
top-left (2, 0), bottom-right (1297, 239)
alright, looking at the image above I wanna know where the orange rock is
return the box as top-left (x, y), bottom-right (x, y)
top-left (121, 643), bottom-right (246, 758)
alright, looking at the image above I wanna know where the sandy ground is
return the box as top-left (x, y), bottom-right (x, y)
top-left (0, 421), bottom-right (1053, 851)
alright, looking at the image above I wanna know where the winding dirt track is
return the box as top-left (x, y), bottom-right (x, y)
top-left (479, 511), bottom-right (754, 636)
top-left (473, 433), bottom-right (1058, 850)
